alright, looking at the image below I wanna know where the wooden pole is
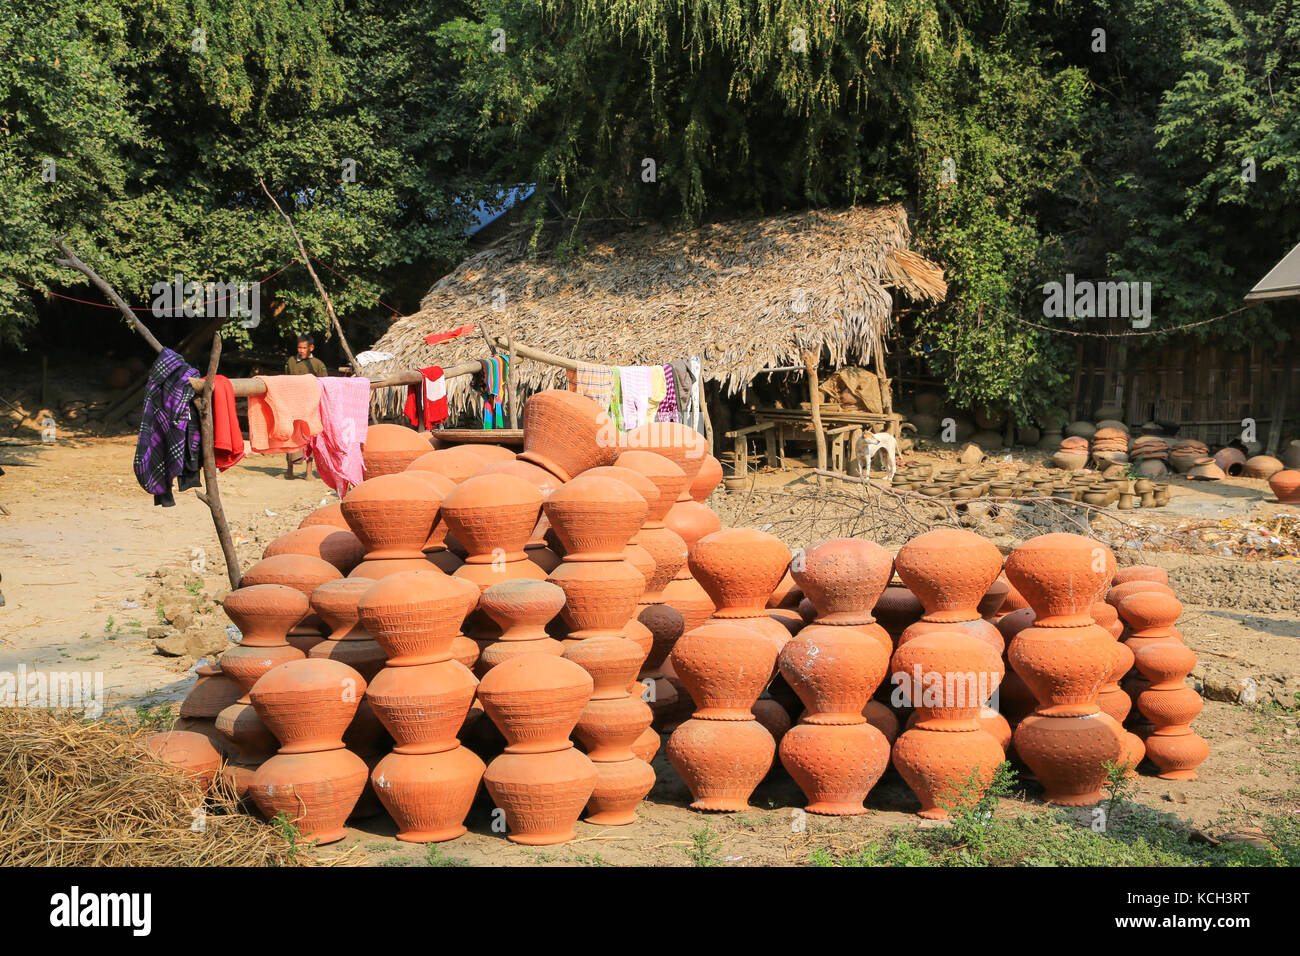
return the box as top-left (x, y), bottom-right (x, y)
top-left (259, 178), bottom-right (361, 375)
top-left (193, 334), bottom-right (243, 589)
top-left (804, 351), bottom-right (827, 472)
top-left (52, 237), bottom-right (163, 354)
top-left (698, 373), bottom-right (715, 452)
top-left (506, 330), bottom-right (519, 429)
top-left (187, 362), bottom-right (481, 397)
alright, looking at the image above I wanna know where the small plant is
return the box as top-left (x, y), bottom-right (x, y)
top-left (1102, 759), bottom-right (1138, 816)
top-left (156, 604), bottom-right (167, 623)
top-left (936, 761), bottom-right (1018, 856)
top-left (104, 615), bottom-right (115, 633)
top-left (424, 843), bottom-right (470, 867)
top-left (185, 580), bottom-right (204, 596)
top-left (125, 619), bottom-right (143, 629)
top-left (684, 823), bottom-right (724, 867)
top-left (271, 810), bottom-right (316, 861)
top-left (136, 703), bottom-right (176, 731)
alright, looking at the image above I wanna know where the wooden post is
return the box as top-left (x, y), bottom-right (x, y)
top-left (804, 351), bottom-right (827, 472)
top-left (506, 331), bottom-right (519, 429)
top-left (194, 334), bottom-right (243, 589)
top-left (698, 374), bottom-right (715, 452)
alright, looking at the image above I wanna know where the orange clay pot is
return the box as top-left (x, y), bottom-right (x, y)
top-left (1112, 565), bottom-right (1169, 587)
top-left (621, 422), bottom-right (709, 496)
top-left (249, 748), bottom-right (368, 844)
top-left (142, 731), bottom-right (223, 790)
top-left (668, 623), bottom-right (778, 720)
top-left (997, 574), bottom-right (1029, 614)
top-left (1091, 601), bottom-right (1123, 640)
top-left (483, 746), bottom-right (599, 844)
top-left (248, 658), bottom-right (365, 754)
top-left (688, 528), bottom-right (791, 618)
top-left (480, 579), bottom-right (566, 642)
top-left (472, 458), bottom-right (564, 496)
top-left (1268, 469), bottom-right (1300, 503)
top-left (891, 724), bottom-right (1006, 819)
top-left (544, 475), bottom-right (648, 561)
top-left (264, 526), bottom-right (366, 575)
top-left (862, 700), bottom-right (900, 744)
top-left (1097, 639), bottom-right (1136, 723)
top-left (1012, 712), bottom-right (1125, 805)
top-left (341, 473), bottom-right (441, 559)
top-left (519, 389), bottom-right (620, 481)
top-left (791, 537), bottom-right (894, 626)
top-left (1007, 622), bottom-right (1115, 716)
top-left (1134, 642), bottom-right (1208, 779)
top-left (309, 579), bottom-right (374, 641)
top-left (1105, 579), bottom-right (1175, 610)
top-left (660, 576), bottom-right (716, 633)
top-left (1118, 592), bottom-right (1184, 654)
top-left (585, 757), bottom-right (657, 826)
top-left (631, 726), bottom-right (661, 764)
top-left (407, 445), bottom-right (486, 484)
top-left (664, 500), bottom-right (721, 554)
top-left (440, 474), bottom-right (543, 563)
top-left (583, 465), bottom-right (663, 525)
top-left (548, 559), bottom-right (645, 640)
top-left (633, 526), bottom-right (688, 601)
top-left (299, 502), bottom-right (350, 531)
top-left (362, 423), bottom-right (432, 477)
top-left (666, 717), bottom-right (775, 811)
top-left (214, 700), bottom-right (278, 765)
top-left (616, 450), bottom-right (689, 524)
top-left (690, 454), bottom-right (724, 502)
top-left (356, 570), bottom-right (479, 666)
top-left (217, 643), bottom-right (305, 697)
top-left (365, 660), bottom-right (478, 754)
top-left (778, 625), bottom-right (890, 724)
top-left (400, 469), bottom-right (455, 551)
top-left (900, 616), bottom-right (1004, 656)
top-left (638, 602), bottom-right (685, 673)
top-left (181, 665), bottom-right (242, 719)
top-left (309, 637), bottom-right (386, 683)
top-left (563, 636), bottom-right (645, 701)
top-left (347, 556), bottom-right (444, 580)
top-left (370, 745), bottom-right (485, 842)
top-left (239, 554), bottom-right (342, 635)
top-left (223, 584), bottom-right (310, 648)
top-left (768, 571), bottom-right (802, 610)
top-left (779, 722), bottom-right (890, 815)
top-left (1004, 533), bottom-right (1116, 627)
top-left (894, 528), bottom-right (1004, 624)
top-left (477, 655), bottom-right (593, 754)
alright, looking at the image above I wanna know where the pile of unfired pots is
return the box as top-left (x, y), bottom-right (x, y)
top-left (144, 389), bottom-right (1211, 846)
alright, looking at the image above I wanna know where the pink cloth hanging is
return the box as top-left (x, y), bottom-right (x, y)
top-left (309, 377), bottom-right (371, 495)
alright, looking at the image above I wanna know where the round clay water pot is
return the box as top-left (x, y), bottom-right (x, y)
top-left (519, 389), bottom-right (619, 481)
top-left (583, 465), bottom-right (663, 526)
top-left (310, 578), bottom-right (375, 641)
top-left (660, 575), bottom-right (716, 632)
top-left (752, 698), bottom-right (793, 746)
top-left (299, 502), bottom-right (350, 531)
top-left (899, 616), bottom-right (1005, 656)
top-left (400, 469), bottom-right (455, 550)
top-left (574, 696), bottom-right (654, 762)
top-left (768, 570), bottom-right (802, 610)
top-left (480, 579), bottom-right (566, 641)
top-left (631, 726), bottom-right (662, 765)
top-left (895, 528), bottom-right (1003, 623)
top-left (223, 584), bottom-right (311, 648)
top-left (477, 655), bottom-right (593, 753)
top-left (891, 631), bottom-right (1005, 724)
top-left (240, 554), bottom-right (343, 633)
top-left (778, 625), bottom-right (890, 724)
top-left (483, 745), bottom-right (599, 844)
top-left (218, 643), bottom-right (306, 696)
top-left (473, 459), bottom-right (564, 500)
top-left (873, 586), bottom-right (924, 639)
top-left (305, 636), bottom-right (384, 682)
top-left (181, 666), bottom-right (243, 718)
top-left (615, 450), bottom-right (689, 524)
top-left (779, 722), bottom-right (889, 815)
top-left (544, 475), bottom-right (648, 560)
top-left (621, 422), bottom-right (709, 496)
top-left (249, 748), bottom-right (369, 844)
top-left (1112, 565), bottom-right (1169, 587)
top-left (407, 446), bottom-right (487, 484)
top-left (1090, 601), bottom-right (1123, 639)
top-left (690, 455), bottom-right (724, 503)
top-left (978, 579), bottom-right (1010, 621)
top-left (215, 700), bottom-right (278, 764)
top-left (547, 559), bottom-right (645, 638)
top-left (791, 537), bottom-right (894, 625)
top-left (634, 526), bottom-right (688, 600)
top-left (249, 658), bottom-right (366, 754)
top-left (563, 636), bottom-right (645, 701)
top-left (478, 637), bottom-right (566, 674)
top-left (356, 570), bottom-right (479, 665)
top-left (264, 526), bottom-right (366, 575)
top-left (441, 474), bottom-right (543, 562)
top-left (366, 660), bottom-right (478, 754)
top-left (1008, 621), bottom-right (1114, 716)
top-left (1213, 447), bottom-right (1247, 476)
top-left (1106, 579), bottom-right (1175, 610)
top-left (667, 718), bottom-right (774, 811)
top-left (362, 423), bottom-right (432, 477)
top-left (669, 623), bottom-right (778, 720)
top-left (371, 745), bottom-right (485, 842)
top-left (664, 499), bottom-right (722, 550)
top-left (1268, 469), bottom-right (1300, 504)
top-left (768, 607), bottom-right (805, 637)
top-left (688, 528), bottom-right (790, 618)
top-left (1098, 641), bottom-right (1136, 723)
top-left (891, 724), bottom-right (1005, 819)
top-left (341, 473), bottom-right (441, 559)
top-left (585, 757), bottom-right (657, 826)
top-left (733, 613), bottom-right (798, 658)
top-left (1243, 455), bottom-right (1284, 480)
top-left (862, 700), bottom-right (900, 744)
top-left (1012, 712), bottom-right (1124, 805)
top-left (142, 731), bottom-right (223, 790)
top-left (1003, 533), bottom-right (1116, 627)
top-left (979, 710), bottom-right (1013, 751)
top-left (346, 556), bottom-right (440, 580)
top-left (638, 603), bottom-right (686, 670)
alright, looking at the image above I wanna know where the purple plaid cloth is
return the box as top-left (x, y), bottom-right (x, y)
top-left (655, 364), bottom-right (679, 422)
top-left (134, 348), bottom-right (202, 506)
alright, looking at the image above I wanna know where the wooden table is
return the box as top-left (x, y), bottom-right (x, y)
top-left (726, 408), bottom-right (903, 480)
top-left (430, 428), bottom-right (524, 447)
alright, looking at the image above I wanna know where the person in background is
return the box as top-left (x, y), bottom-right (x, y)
top-left (284, 334), bottom-right (327, 479)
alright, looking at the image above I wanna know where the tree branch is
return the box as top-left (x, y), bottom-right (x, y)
top-left (52, 236), bottom-right (164, 354)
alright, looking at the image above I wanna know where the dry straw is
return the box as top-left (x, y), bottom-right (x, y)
top-left (0, 708), bottom-right (351, 866)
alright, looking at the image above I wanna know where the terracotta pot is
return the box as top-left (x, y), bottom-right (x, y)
top-left (615, 451), bottom-right (689, 524)
top-left (779, 722), bottom-right (889, 815)
top-left (142, 731), bottom-right (223, 790)
top-left (544, 475), bottom-right (648, 560)
top-left (583, 465), bottom-right (663, 527)
top-left (768, 607), bottom-right (805, 637)
top-left (249, 659), bottom-right (366, 754)
top-left (899, 616), bottom-right (1004, 655)
top-left (1098, 640), bottom-right (1135, 724)
top-left (631, 726), bottom-right (662, 765)
top-left (1268, 469), bottom-right (1300, 503)
top-left (366, 660), bottom-right (478, 754)
top-left (767, 571), bottom-right (803, 610)
top-left (299, 502), bottom-right (351, 531)
top-left (733, 613), bottom-right (798, 657)
top-left (407, 446), bottom-right (486, 484)
top-left (753, 698), bottom-right (793, 746)
top-left (872, 586), bottom-right (924, 640)
top-left (1212, 447), bottom-right (1247, 476)
top-left (862, 700), bottom-right (900, 743)
top-left (548, 559), bottom-right (645, 640)
top-left (356, 570), bottom-right (479, 666)
top-left (346, 556), bottom-right (442, 580)
top-left (341, 473), bottom-right (442, 559)
top-left (666, 718), bottom-right (775, 811)
top-left (248, 748), bottom-right (369, 844)
top-left (1243, 455), bottom-right (1284, 480)
top-left (660, 576), bottom-right (716, 632)
top-left (483, 746), bottom-right (598, 844)
top-left (1090, 600), bottom-right (1123, 639)
top-left (223, 584), bottom-right (310, 648)
top-left (620, 422), bottom-right (709, 496)
top-left (440, 474), bottom-right (543, 563)
top-left (519, 389), bottom-right (619, 481)
top-left (669, 623), bottom-right (778, 720)
top-left (1133, 643), bottom-right (1208, 780)
top-left (1117, 591), bottom-right (1183, 653)
top-left (371, 745), bottom-right (485, 842)
top-left (638, 602), bottom-right (685, 673)
top-left (688, 528), bottom-right (790, 618)
top-left (564, 636), bottom-right (645, 701)
top-left (1112, 565), bottom-right (1169, 587)
top-left (633, 525), bottom-right (688, 601)
top-left (240, 554), bottom-right (343, 635)
top-left (480, 579), bottom-right (566, 642)
top-left (362, 423), bottom-right (432, 478)
top-left (214, 700), bottom-right (278, 765)
top-left (891, 723), bottom-right (1005, 819)
top-left (664, 500), bottom-right (722, 553)
top-left (1004, 533), bottom-right (1115, 627)
top-left (1007, 621), bottom-right (1114, 717)
top-left (1106, 579), bottom-right (1175, 609)
top-left (1012, 712), bottom-right (1124, 805)
top-left (472, 458), bottom-right (565, 497)
top-left (778, 625), bottom-right (890, 724)
top-left (791, 538), bottom-right (894, 625)
top-left (895, 528), bottom-right (1003, 624)
top-left (690, 455), bottom-right (724, 503)
top-left (218, 643), bottom-right (306, 696)
top-left (310, 578), bottom-right (375, 641)
top-left (477, 655), bottom-right (593, 753)
top-left (180, 666), bottom-right (243, 718)
top-left (585, 757), bottom-right (657, 825)
top-left (478, 637), bottom-right (566, 674)
top-left (400, 469), bottom-right (455, 550)
top-left (264, 526), bottom-right (366, 575)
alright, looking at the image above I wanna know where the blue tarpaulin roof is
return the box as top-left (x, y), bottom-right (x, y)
top-left (464, 185), bottom-right (535, 236)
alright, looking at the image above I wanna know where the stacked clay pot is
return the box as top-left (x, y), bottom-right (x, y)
top-left (408, 445), bottom-right (487, 485)
top-left (362, 423), bottom-right (434, 477)
top-left (517, 389), bottom-right (619, 482)
top-left (247, 658), bottom-right (369, 844)
top-left (299, 502), bottom-right (349, 531)
top-left (666, 623), bottom-right (778, 811)
top-left (1091, 601), bottom-right (1145, 772)
top-left (688, 528), bottom-right (793, 656)
top-left (307, 578), bottom-right (387, 681)
top-left (994, 607), bottom-right (1040, 728)
top-left (263, 525), bottom-right (366, 576)
top-left (142, 730), bottom-right (224, 791)
top-left (477, 580), bottom-right (567, 674)
top-left (478, 655), bottom-right (598, 844)
top-left (472, 458), bottom-right (565, 573)
top-left (176, 663), bottom-right (242, 755)
top-left (1115, 589), bottom-right (1184, 738)
top-left (359, 570), bottom-right (485, 842)
top-left (239, 553), bottom-right (342, 651)
top-left (890, 631), bottom-right (1006, 818)
top-left (564, 636), bottom-right (656, 824)
top-left (1244, 455), bottom-right (1284, 480)
top-left (895, 528), bottom-right (1005, 655)
top-left (400, 464), bottom-right (461, 573)
top-left (581, 465), bottom-right (662, 602)
top-left (441, 473), bottom-right (547, 591)
top-left (342, 472), bottom-right (442, 580)
top-left (1134, 642), bottom-right (1209, 779)
top-left (1005, 533), bottom-right (1124, 805)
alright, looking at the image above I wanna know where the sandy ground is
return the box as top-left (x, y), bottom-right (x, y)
top-left (1, 434), bottom-right (1297, 865)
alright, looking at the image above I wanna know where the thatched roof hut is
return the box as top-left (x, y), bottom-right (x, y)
top-left (367, 203), bottom-right (945, 417)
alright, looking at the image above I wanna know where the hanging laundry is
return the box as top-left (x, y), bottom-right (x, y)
top-left (655, 364), bottom-right (679, 422)
top-left (424, 324), bottom-right (476, 346)
top-left (134, 348), bottom-right (202, 507)
top-left (404, 366), bottom-right (448, 428)
top-left (618, 366), bottom-right (654, 431)
top-left (670, 358), bottom-right (694, 416)
top-left (247, 375), bottom-right (323, 453)
top-left (354, 350), bottom-right (394, 366)
top-left (310, 377), bottom-right (371, 495)
top-left (686, 355), bottom-right (703, 431)
top-left (647, 365), bottom-right (668, 421)
top-left (478, 355), bottom-right (509, 429)
top-left (211, 374), bottom-right (246, 471)
top-left (607, 370), bottom-right (624, 431)
top-left (567, 362), bottom-right (616, 407)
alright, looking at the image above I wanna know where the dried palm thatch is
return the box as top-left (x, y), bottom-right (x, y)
top-left (0, 709), bottom-right (350, 866)
top-left (368, 204), bottom-right (945, 418)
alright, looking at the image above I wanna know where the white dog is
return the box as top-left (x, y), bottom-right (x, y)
top-left (853, 430), bottom-right (898, 482)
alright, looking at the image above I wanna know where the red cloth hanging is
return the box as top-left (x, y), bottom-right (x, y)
top-left (212, 374), bottom-right (246, 470)
top-left (423, 325), bottom-right (476, 346)
top-left (404, 366), bottom-right (448, 428)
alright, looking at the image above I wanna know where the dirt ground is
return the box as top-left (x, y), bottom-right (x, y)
top-left (1, 429), bottom-right (1297, 866)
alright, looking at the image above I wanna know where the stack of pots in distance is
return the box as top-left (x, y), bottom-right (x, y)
top-left (246, 658), bottom-right (370, 844)
top-left (1169, 439), bottom-right (1210, 474)
top-left (1006, 534), bottom-right (1127, 805)
top-left (778, 539), bottom-right (895, 814)
top-left (1129, 436), bottom-right (1170, 479)
top-left (359, 570), bottom-right (485, 842)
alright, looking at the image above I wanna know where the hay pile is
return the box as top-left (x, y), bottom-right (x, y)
top-left (0, 709), bottom-right (341, 866)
